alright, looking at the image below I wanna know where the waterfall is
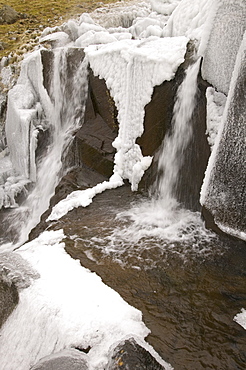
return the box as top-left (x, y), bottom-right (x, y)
top-left (1, 48), bottom-right (88, 250)
top-left (156, 58), bottom-right (201, 208)
top-left (87, 57), bottom-right (217, 267)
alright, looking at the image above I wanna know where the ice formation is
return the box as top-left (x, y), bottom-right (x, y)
top-left (86, 36), bottom-right (188, 187)
top-left (234, 309), bottom-right (246, 330)
top-left (0, 229), bottom-right (172, 370)
top-left (9, 48), bottom-right (88, 247)
top-left (5, 51), bottom-right (52, 182)
top-left (150, 0), bottom-right (181, 15)
top-left (162, 0), bottom-right (219, 54)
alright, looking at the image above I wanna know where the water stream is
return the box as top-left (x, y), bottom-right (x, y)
top-left (1, 48), bottom-right (88, 249)
top-left (156, 58), bottom-right (201, 204)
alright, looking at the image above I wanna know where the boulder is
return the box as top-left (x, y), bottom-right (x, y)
top-left (30, 348), bottom-right (89, 370)
top-left (107, 338), bottom-right (166, 369)
top-left (0, 278), bottom-right (19, 329)
top-left (0, 5), bottom-right (19, 25)
top-left (75, 113), bottom-right (117, 178)
top-left (88, 70), bottom-right (118, 132)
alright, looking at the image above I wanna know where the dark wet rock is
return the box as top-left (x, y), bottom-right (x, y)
top-left (88, 70), bottom-right (119, 132)
top-left (107, 338), bottom-right (165, 369)
top-left (40, 49), bottom-right (55, 99)
top-left (0, 5), bottom-right (19, 25)
top-left (75, 113), bottom-right (117, 178)
top-left (0, 278), bottom-right (19, 329)
top-left (28, 165), bottom-right (108, 241)
top-left (73, 68), bottom-right (118, 178)
top-left (30, 348), bottom-right (89, 370)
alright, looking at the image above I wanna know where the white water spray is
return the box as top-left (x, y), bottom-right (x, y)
top-left (2, 48), bottom-right (88, 250)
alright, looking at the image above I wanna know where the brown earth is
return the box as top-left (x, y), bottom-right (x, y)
top-left (0, 0), bottom-right (119, 59)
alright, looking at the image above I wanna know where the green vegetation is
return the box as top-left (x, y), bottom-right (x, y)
top-left (0, 0), bottom-right (118, 59)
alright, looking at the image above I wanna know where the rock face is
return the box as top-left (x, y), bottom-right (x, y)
top-left (0, 5), bottom-right (19, 25)
top-left (75, 70), bottom-right (118, 178)
top-left (107, 338), bottom-right (165, 369)
top-left (0, 279), bottom-right (18, 329)
top-left (30, 349), bottom-right (89, 370)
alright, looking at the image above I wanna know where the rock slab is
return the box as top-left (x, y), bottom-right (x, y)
top-left (30, 349), bottom-right (89, 370)
top-left (107, 338), bottom-right (166, 369)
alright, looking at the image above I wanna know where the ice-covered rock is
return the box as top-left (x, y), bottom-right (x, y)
top-left (5, 51), bottom-right (52, 181)
top-left (40, 31), bottom-right (71, 48)
top-left (90, 2), bottom-right (151, 29)
top-left (107, 337), bottom-right (172, 369)
top-left (200, 32), bottom-right (246, 241)
top-left (205, 87), bottom-right (227, 150)
top-left (150, 0), bottom-right (181, 16)
top-left (163, 0), bottom-right (219, 51)
top-left (201, 0), bottom-right (246, 94)
top-left (75, 31), bottom-right (118, 48)
top-left (234, 309), bottom-right (246, 330)
top-left (86, 36), bottom-right (188, 191)
top-left (30, 349), bottom-right (89, 370)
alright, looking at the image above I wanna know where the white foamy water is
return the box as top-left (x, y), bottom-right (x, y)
top-left (74, 197), bottom-right (222, 269)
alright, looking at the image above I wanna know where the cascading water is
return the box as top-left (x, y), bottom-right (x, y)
top-left (1, 48), bottom-right (88, 250)
top-left (156, 58), bottom-right (201, 206)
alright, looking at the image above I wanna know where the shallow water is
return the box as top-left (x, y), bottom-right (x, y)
top-left (60, 185), bottom-right (246, 370)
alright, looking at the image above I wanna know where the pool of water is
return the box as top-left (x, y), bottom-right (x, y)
top-left (55, 185), bottom-right (246, 369)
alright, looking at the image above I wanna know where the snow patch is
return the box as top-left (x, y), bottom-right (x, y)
top-left (0, 229), bottom-right (171, 370)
